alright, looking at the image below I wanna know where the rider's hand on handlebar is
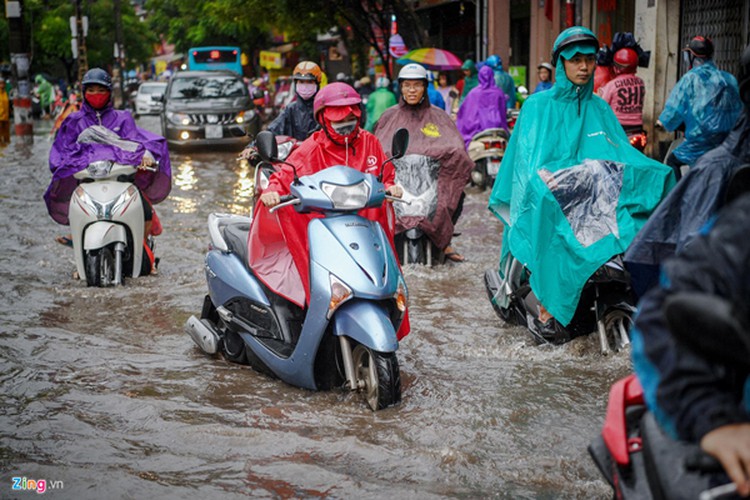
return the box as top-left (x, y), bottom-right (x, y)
top-left (700, 423), bottom-right (750, 496)
top-left (139, 151), bottom-right (155, 169)
top-left (238, 147), bottom-right (254, 161)
top-left (386, 185), bottom-right (403, 199)
top-left (260, 191), bottom-right (281, 207)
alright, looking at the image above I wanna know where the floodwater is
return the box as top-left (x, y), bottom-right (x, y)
top-left (0, 116), bottom-right (630, 499)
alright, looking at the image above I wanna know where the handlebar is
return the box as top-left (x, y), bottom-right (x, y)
top-left (386, 195), bottom-right (411, 205)
top-left (268, 195), bottom-right (300, 213)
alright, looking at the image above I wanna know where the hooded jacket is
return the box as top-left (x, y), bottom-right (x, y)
top-left (365, 87), bottom-right (397, 132)
top-left (488, 26), bottom-right (674, 325)
top-left (625, 107), bottom-right (750, 297)
top-left (631, 192), bottom-right (750, 443)
top-left (374, 84), bottom-right (474, 251)
top-left (267, 94), bottom-right (318, 141)
top-left (44, 100), bottom-right (172, 225)
top-left (456, 65), bottom-right (509, 148)
top-left (459, 60), bottom-right (479, 104)
top-left (659, 61), bottom-right (741, 165)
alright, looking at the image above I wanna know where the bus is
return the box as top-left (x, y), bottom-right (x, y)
top-left (187, 46), bottom-right (243, 75)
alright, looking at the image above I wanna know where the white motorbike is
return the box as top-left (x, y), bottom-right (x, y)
top-left (68, 127), bottom-right (158, 286)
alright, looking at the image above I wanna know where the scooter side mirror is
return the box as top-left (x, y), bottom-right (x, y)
top-left (255, 131), bottom-right (279, 163)
top-left (391, 128), bottom-right (409, 160)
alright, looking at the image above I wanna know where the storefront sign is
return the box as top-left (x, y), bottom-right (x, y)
top-left (260, 51), bottom-right (283, 69)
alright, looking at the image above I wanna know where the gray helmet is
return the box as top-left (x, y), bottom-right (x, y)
top-left (81, 68), bottom-right (112, 90)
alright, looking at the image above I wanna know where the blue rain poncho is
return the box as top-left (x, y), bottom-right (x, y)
top-left (488, 26), bottom-right (674, 326)
top-left (659, 60), bottom-right (741, 165)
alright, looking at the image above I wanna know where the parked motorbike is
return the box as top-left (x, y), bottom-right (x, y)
top-left (68, 127), bottom-right (158, 286)
top-left (185, 129), bottom-right (410, 410)
top-left (467, 127), bottom-right (510, 190)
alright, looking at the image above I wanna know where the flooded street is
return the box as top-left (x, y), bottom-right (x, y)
top-left (0, 116), bottom-right (630, 499)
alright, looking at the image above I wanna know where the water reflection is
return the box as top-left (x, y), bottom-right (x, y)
top-left (174, 157), bottom-right (197, 191)
top-left (228, 159), bottom-right (255, 215)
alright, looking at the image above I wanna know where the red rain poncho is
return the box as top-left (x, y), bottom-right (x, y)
top-left (248, 122), bottom-right (410, 339)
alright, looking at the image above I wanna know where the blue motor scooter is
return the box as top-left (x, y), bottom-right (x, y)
top-left (185, 129), bottom-right (410, 410)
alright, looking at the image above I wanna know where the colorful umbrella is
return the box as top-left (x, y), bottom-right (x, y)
top-left (397, 48), bottom-right (464, 70)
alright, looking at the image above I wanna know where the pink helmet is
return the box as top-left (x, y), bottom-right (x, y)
top-left (313, 82), bottom-right (361, 121)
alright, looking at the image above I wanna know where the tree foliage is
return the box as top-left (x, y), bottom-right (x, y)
top-left (2, 0), bottom-right (156, 83)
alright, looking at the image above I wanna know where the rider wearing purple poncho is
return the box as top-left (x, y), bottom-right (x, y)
top-left (456, 65), bottom-right (509, 149)
top-left (44, 68), bottom-right (171, 226)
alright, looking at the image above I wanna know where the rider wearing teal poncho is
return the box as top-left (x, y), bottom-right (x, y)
top-left (488, 27), bottom-right (674, 327)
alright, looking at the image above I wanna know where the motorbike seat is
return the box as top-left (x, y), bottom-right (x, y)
top-left (223, 222), bottom-right (251, 269)
top-left (471, 128), bottom-right (510, 141)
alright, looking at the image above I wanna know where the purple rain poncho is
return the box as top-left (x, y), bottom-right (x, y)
top-left (44, 100), bottom-right (171, 225)
top-left (456, 65), bottom-right (509, 148)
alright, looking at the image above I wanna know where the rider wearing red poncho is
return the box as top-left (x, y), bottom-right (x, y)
top-left (250, 82), bottom-right (409, 339)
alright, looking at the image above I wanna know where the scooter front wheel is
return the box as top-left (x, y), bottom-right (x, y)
top-left (351, 345), bottom-right (401, 411)
top-left (85, 248), bottom-right (115, 287)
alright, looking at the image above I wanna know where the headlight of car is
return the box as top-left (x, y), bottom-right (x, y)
top-left (321, 181), bottom-right (370, 210)
top-left (236, 110), bottom-right (255, 124)
top-left (166, 111), bottom-right (190, 125)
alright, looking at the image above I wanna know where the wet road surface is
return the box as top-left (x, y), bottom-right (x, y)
top-left (0, 116), bottom-right (630, 498)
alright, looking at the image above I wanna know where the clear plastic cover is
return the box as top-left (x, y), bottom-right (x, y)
top-left (393, 154), bottom-right (440, 219)
top-left (77, 125), bottom-right (140, 152)
top-left (538, 159), bottom-right (624, 247)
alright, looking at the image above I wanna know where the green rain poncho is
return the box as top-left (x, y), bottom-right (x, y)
top-left (488, 27), bottom-right (674, 326)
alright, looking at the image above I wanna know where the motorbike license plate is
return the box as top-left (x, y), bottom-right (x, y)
top-left (487, 159), bottom-right (501, 176)
top-left (205, 125), bottom-right (223, 139)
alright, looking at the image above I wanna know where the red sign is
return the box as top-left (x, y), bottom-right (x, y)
top-left (388, 34), bottom-right (408, 58)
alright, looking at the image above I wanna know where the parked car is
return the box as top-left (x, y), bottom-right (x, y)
top-left (160, 70), bottom-right (260, 149)
top-left (133, 81), bottom-right (167, 116)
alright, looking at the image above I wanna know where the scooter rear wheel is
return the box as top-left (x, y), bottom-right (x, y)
top-left (223, 330), bottom-right (248, 364)
top-left (352, 345), bottom-right (401, 411)
top-left (85, 247), bottom-right (115, 287)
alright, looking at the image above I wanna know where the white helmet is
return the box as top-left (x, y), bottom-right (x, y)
top-left (398, 63), bottom-right (428, 82)
top-left (376, 76), bottom-right (390, 89)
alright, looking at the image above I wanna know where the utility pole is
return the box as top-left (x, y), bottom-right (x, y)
top-left (71, 0), bottom-right (89, 86)
top-left (6, 0), bottom-right (33, 142)
top-left (114, 0), bottom-right (125, 109)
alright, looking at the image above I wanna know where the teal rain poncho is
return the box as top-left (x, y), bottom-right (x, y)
top-left (488, 26), bottom-right (675, 326)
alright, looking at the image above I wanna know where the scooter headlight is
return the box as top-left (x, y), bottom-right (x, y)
top-left (112, 185), bottom-right (139, 217)
top-left (321, 181), bottom-right (370, 210)
top-left (327, 273), bottom-right (353, 319)
top-left (277, 141), bottom-right (294, 161)
top-left (86, 160), bottom-right (114, 179)
top-left (73, 185), bottom-right (137, 220)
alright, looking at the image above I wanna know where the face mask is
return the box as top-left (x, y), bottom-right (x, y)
top-left (85, 92), bottom-right (110, 110)
top-left (330, 119), bottom-right (358, 136)
top-left (296, 82), bottom-right (317, 100)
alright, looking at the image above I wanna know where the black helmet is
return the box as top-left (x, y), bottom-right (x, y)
top-left (81, 68), bottom-right (112, 90)
top-left (685, 36), bottom-right (714, 59)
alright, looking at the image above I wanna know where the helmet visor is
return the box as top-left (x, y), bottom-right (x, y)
top-left (324, 105), bottom-right (361, 122)
top-left (559, 44), bottom-right (597, 63)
